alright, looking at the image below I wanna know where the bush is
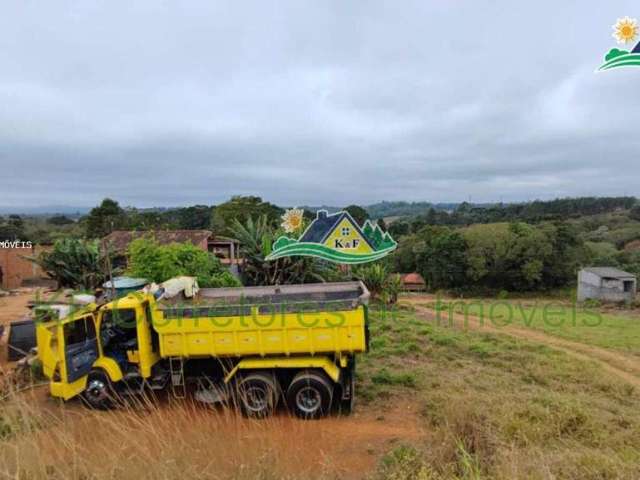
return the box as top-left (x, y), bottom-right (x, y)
top-left (127, 237), bottom-right (240, 288)
top-left (28, 238), bottom-right (109, 289)
top-left (376, 445), bottom-right (435, 480)
top-left (354, 263), bottom-right (401, 304)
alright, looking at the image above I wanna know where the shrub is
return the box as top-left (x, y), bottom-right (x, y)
top-left (371, 368), bottom-right (418, 388)
top-left (127, 237), bottom-right (240, 288)
top-left (27, 238), bottom-right (109, 289)
top-left (376, 445), bottom-right (435, 480)
top-left (354, 263), bottom-right (401, 304)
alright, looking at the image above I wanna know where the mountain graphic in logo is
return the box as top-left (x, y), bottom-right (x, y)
top-left (265, 210), bottom-right (397, 264)
top-left (598, 17), bottom-right (640, 71)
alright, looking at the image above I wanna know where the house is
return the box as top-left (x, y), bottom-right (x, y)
top-left (0, 245), bottom-right (55, 290)
top-left (101, 230), bottom-right (240, 274)
top-left (577, 267), bottom-right (637, 303)
top-left (400, 273), bottom-right (426, 292)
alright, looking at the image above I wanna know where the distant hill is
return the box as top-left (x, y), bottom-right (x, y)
top-left (365, 201), bottom-right (469, 219)
top-left (3, 196), bottom-right (637, 221)
top-left (299, 202), bottom-right (467, 219)
top-left (0, 205), bottom-right (91, 216)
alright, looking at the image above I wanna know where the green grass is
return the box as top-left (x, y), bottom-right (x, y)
top-left (360, 304), bottom-right (640, 479)
top-left (428, 298), bottom-right (640, 356)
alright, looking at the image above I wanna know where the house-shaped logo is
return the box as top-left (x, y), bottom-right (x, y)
top-left (266, 210), bottom-right (397, 264)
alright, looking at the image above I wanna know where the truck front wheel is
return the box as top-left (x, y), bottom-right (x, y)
top-left (286, 371), bottom-right (333, 419)
top-left (81, 369), bottom-right (119, 410)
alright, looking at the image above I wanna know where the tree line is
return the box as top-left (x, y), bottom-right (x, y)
top-left (388, 197), bottom-right (638, 237)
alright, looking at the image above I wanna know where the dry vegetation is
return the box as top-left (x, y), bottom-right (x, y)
top-left (1, 300), bottom-right (640, 479)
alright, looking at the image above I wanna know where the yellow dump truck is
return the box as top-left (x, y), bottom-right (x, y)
top-left (36, 281), bottom-right (369, 418)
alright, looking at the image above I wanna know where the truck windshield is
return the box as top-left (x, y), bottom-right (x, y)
top-left (100, 308), bottom-right (139, 354)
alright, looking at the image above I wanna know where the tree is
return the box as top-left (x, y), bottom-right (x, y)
top-left (540, 222), bottom-right (586, 287)
top-left (127, 210), bottom-right (173, 230)
top-left (584, 241), bottom-right (620, 267)
top-left (0, 215), bottom-right (27, 241)
top-left (86, 198), bottom-right (127, 239)
top-left (414, 226), bottom-right (468, 290)
top-left (28, 238), bottom-right (110, 289)
top-left (630, 204), bottom-right (640, 222)
top-left (47, 215), bottom-right (74, 226)
top-left (425, 208), bottom-right (438, 225)
top-left (388, 220), bottom-right (410, 238)
top-left (392, 233), bottom-right (421, 273)
top-left (211, 196), bottom-right (282, 235)
top-left (127, 238), bottom-right (239, 287)
top-left (463, 222), bottom-right (554, 291)
top-left (170, 205), bottom-right (212, 230)
top-left (343, 205), bottom-right (368, 225)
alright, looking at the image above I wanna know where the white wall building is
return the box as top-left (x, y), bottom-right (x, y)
top-left (577, 267), bottom-right (637, 303)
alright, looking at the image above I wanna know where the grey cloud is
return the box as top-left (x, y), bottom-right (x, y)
top-left (0, 0), bottom-right (639, 209)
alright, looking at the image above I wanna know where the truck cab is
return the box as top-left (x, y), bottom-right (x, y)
top-left (37, 294), bottom-right (162, 407)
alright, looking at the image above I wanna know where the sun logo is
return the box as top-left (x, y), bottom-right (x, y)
top-left (612, 17), bottom-right (638, 44)
top-left (281, 208), bottom-right (305, 233)
top-left (598, 17), bottom-right (640, 71)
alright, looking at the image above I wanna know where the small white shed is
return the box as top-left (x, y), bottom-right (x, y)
top-left (577, 267), bottom-right (637, 303)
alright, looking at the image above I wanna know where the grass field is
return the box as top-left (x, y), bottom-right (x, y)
top-left (420, 296), bottom-right (640, 356)
top-left (1, 297), bottom-right (640, 479)
top-left (360, 304), bottom-right (640, 479)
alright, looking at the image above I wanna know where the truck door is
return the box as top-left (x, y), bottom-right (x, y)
top-left (63, 315), bottom-right (99, 382)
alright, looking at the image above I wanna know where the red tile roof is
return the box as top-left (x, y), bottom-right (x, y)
top-left (400, 273), bottom-right (426, 285)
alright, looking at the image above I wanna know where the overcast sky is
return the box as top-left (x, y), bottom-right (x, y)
top-left (1, 1), bottom-right (639, 209)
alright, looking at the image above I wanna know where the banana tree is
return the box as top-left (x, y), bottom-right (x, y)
top-left (26, 238), bottom-right (113, 290)
top-left (230, 216), bottom-right (335, 286)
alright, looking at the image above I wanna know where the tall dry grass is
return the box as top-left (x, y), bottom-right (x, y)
top-left (0, 379), bottom-right (368, 480)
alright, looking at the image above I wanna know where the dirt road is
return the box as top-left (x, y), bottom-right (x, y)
top-left (404, 297), bottom-right (640, 389)
top-left (0, 290), bottom-right (32, 326)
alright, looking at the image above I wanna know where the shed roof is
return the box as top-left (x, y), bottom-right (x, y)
top-left (400, 273), bottom-right (426, 285)
top-left (102, 230), bottom-right (213, 254)
top-left (582, 267), bottom-right (636, 279)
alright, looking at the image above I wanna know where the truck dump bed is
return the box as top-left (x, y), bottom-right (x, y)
top-left (152, 281), bottom-right (370, 358)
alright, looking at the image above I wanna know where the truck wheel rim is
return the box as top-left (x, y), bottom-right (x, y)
top-left (296, 387), bottom-right (321, 414)
top-left (244, 386), bottom-right (269, 412)
top-left (87, 379), bottom-right (107, 402)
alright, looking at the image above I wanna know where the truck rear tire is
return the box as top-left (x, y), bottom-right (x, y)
top-left (81, 369), bottom-right (119, 410)
top-left (236, 372), bottom-right (279, 418)
top-left (286, 371), bottom-right (333, 419)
